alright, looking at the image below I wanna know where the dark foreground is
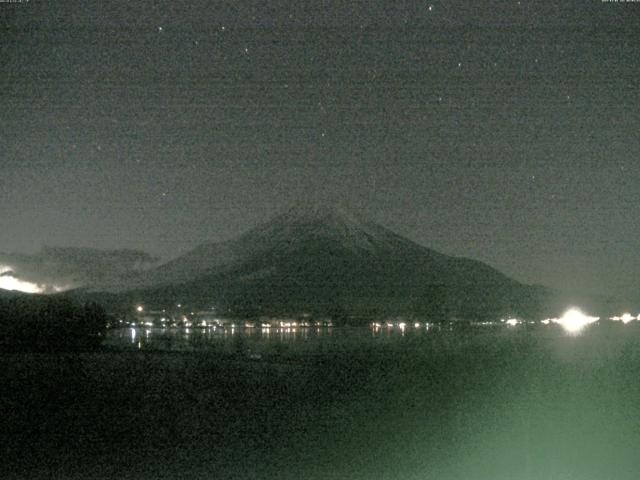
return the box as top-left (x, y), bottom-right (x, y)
top-left (2, 325), bottom-right (640, 479)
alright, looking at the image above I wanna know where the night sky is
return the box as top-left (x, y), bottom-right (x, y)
top-left (2, 1), bottom-right (639, 296)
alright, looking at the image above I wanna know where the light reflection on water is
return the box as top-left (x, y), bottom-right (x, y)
top-left (107, 326), bottom-right (334, 350)
top-left (106, 321), bottom-right (634, 353)
top-left (105, 323), bottom-right (437, 351)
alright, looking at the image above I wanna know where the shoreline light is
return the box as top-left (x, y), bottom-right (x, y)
top-left (623, 313), bottom-right (634, 324)
top-left (610, 313), bottom-right (635, 324)
top-left (553, 308), bottom-right (599, 333)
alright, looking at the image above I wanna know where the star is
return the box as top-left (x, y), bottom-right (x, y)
top-left (428, 5), bottom-right (433, 12)
top-left (158, 26), bottom-right (163, 33)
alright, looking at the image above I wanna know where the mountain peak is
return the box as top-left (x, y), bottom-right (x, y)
top-left (99, 203), bottom-right (528, 321)
top-left (245, 203), bottom-right (392, 253)
top-left (278, 202), bottom-right (364, 226)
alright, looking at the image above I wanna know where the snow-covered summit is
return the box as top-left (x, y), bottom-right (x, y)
top-left (243, 203), bottom-right (405, 253)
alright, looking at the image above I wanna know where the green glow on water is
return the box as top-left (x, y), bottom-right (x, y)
top-left (4, 325), bottom-right (640, 479)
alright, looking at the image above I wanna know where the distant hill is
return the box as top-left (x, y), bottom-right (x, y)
top-left (81, 204), bottom-right (575, 322)
top-left (0, 247), bottom-right (159, 292)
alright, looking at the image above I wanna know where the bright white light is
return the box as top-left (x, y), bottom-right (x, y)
top-left (553, 308), bottom-right (599, 333)
top-left (610, 313), bottom-right (635, 324)
top-left (0, 265), bottom-right (69, 293)
top-left (621, 313), bottom-right (634, 324)
top-left (505, 318), bottom-right (519, 327)
top-left (541, 319), bottom-right (551, 325)
top-left (0, 271), bottom-right (44, 293)
top-left (136, 305), bottom-right (144, 313)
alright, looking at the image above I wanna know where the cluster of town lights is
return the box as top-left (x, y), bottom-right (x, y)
top-left (543, 309), bottom-right (639, 333)
top-left (506, 308), bottom-right (600, 333)
top-left (132, 303), bottom-right (640, 335)
top-left (374, 311), bottom-right (604, 334)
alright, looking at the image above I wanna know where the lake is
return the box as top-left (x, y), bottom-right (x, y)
top-left (104, 322), bottom-right (492, 353)
top-left (4, 322), bottom-right (640, 479)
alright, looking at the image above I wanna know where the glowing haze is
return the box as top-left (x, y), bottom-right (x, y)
top-left (0, 265), bottom-right (66, 294)
top-left (0, 266), bottom-right (43, 293)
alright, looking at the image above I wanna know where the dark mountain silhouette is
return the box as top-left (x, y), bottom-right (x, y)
top-left (89, 204), bottom-right (560, 322)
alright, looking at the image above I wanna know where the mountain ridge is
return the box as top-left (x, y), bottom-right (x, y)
top-left (119, 204), bottom-right (513, 291)
top-left (79, 204), bottom-right (557, 321)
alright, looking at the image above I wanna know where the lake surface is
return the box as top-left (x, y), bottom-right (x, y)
top-left (105, 323), bottom-right (482, 352)
top-left (5, 322), bottom-right (640, 480)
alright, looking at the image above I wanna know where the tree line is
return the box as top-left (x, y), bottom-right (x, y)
top-left (0, 295), bottom-right (108, 352)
